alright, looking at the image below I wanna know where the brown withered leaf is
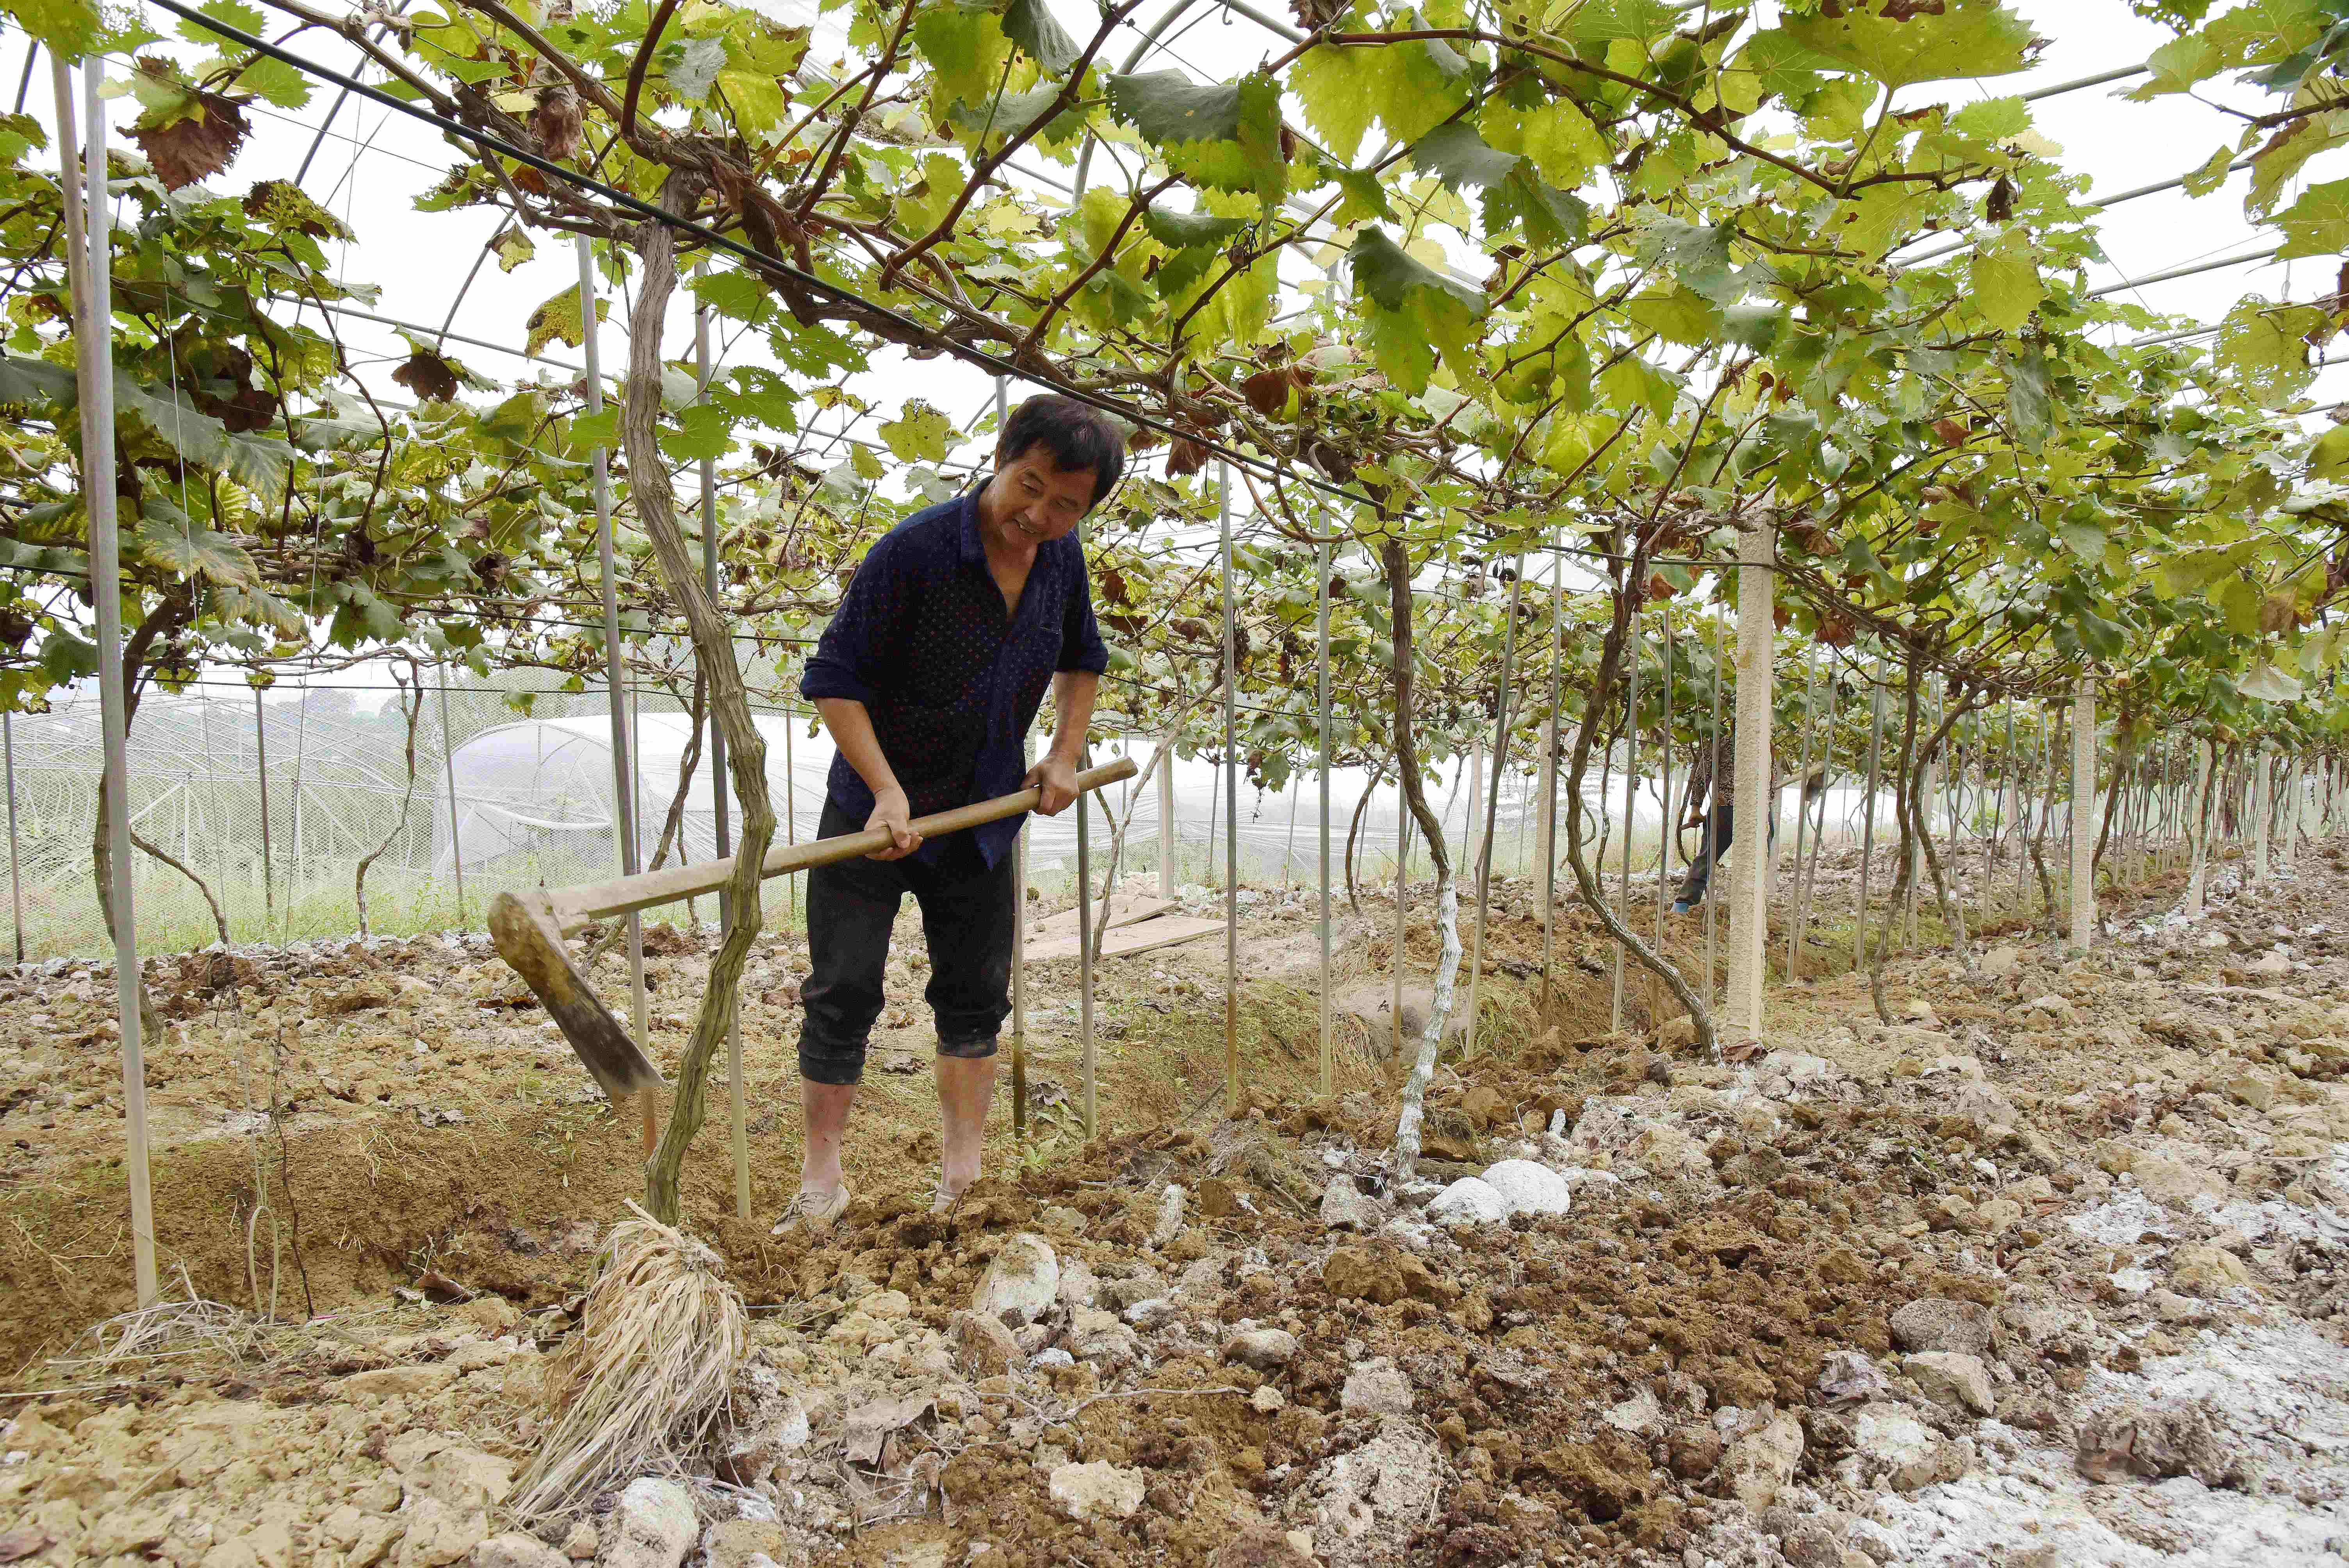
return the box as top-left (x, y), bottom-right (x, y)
top-left (390, 351), bottom-right (461, 404)
top-left (131, 91), bottom-right (251, 190)
top-left (530, 82), bottom-right (583, 162)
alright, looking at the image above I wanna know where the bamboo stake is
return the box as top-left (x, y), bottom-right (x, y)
top-left (1465, 551), bottom-right (1526, 1060)
top-left (1856, 655), bottom-right (1884, 973)
top-left (2070, 678), bottom-right (2094, 950)
top-left (1650, 607), bottom-right (1674, 975)
top-left (58, 56), bottom-right (155, 1306)
top-left (4, 712), bottom-right (21, 964)
top-left (1791, 661), bottom-right (1832, 979)
top-left (1219, 464), bottom-right (1239, 1123)
top-left (1784, 656), bottom-right (1822, 980)
top-left (435, 664), bottom-right (467, 927)
top-left (1611, 602), bottom-right (1640, 1032)
top-left (575, 236), bottom-right (648, 1054)
top-left (1393, 789), bottom-right (1408, 1062)
top-left (255, 689), bottom-right (273, 921)
top-left (1725, 521), bottom-right (1773, 1042)
top-left (1539, 537), bottom-right (1565, 1017)
top-left (1316, 537), bottom-right (1333, 1098)
top-left (1705, 610), bottom-right (1725, 998)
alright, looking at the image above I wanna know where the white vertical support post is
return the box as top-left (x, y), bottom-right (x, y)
top-left (4, 711), bottom-right (22, 964)
top-left (1466, 552), bottom-right (1526, 1061)
top-left (575, 237), bottom-right (649, 1066)
top-left (2069, 677), bottom-right (2095, 951)
top-left (1218, 463), bottom-right (1240, 1121)
top-left (255, 689), bottom-right (274, 921)
top-left (2186, 738), bottom-right (2214, 916)
top-left (697, 301), bottom-right (747, 1223)
top-left (1157, 737), bottom-right (1176, 899)
top-left (1316, 538), bottom-right (1333, 1098)
top-left (1463, 739), bottom-right (1484, 881)
top-left (1611, 605), bottom-right (1640, 1033)
top-left (1393, 777), bottom-right (1410, 1061)
top-left (2251, 747), bottom-right (2271, 882)
top-left (1539, 535), bottom-right (1565, 1017)
top-left (59, 56), bottom-right (155, 1307)
top-left (1725, 520), bottom-right (1774, 1044)
top-left (435, 664), bottom-right (465, 928)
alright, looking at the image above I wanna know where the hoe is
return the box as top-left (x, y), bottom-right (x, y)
top-left (490, 759), bottom-right (1138, 1153)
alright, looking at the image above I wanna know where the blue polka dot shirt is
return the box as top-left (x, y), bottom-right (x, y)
top-left (800, 487), bottom-right (1110, 871)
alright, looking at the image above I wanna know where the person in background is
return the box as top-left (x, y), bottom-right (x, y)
top-left (1674, 724), bottom-right (1827, 914)
top-left (783, 394), bottom-right (1125, 1233)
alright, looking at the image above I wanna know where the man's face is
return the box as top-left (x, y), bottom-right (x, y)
top-left (987, 445), bottom-right (1097, 545)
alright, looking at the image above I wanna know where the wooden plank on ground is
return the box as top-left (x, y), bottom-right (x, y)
top-left (1024, 915), bottom-right (1223, 964)
top-left (1028, 895), bottom-right (1173, 940)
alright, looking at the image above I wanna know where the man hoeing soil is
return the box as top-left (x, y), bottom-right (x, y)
top-left (780, 394), bottom-right (1124, 1234)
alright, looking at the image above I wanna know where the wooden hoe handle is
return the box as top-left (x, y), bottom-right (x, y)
top-left (544, 757), bottom-right (1138, 935)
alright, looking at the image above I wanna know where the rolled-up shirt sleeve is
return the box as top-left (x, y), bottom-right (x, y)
top-left (1060, 550), bottom-right (1110, 675)
top-left (800, 538), bottom-right (905, 706)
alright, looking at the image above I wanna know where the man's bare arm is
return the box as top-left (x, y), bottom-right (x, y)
top-left (813, 697), bottom-right (920, 859)
top-left (1026, 670), bottom-right (1099, 815)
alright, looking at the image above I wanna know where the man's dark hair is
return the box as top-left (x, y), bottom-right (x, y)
top-left (998, 394), bottom-right (1128, 508)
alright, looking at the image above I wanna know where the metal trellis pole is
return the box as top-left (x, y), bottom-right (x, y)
top-left (255, 689), bottom-right (273, 921)
top-left (1539, 536), bottom-right (1565, 1017)
top-left (435, 663), bottom-right (465, 927)
top-left (575, 236), bottom-right (649, 1061)
top-left (59, 55), bottom-right (155, 1307)
top-left (1856, 655), bottom-right (1885, 973)
top-left (1466, 551), bottom-right (1526, 1060)
top-left (1784, 655), bottom-right (1821, 981)
top-left (1219, 463), bottom-right (1240, 1121)
top-left (1705, 610), bottom-right (1725, 999)
top-left (1611, 602), bottom-right (1640, 1033)
top-left (1316, 537), bottom-right (1333, 1098)
top-left (4, 713), bottom-right (21, 965)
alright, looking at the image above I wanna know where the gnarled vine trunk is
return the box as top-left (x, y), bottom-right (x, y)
top-left (1555, 548), bottom-right (1715, 1056)
top-left (621, 172), bottom-right (779, 1226)
top-left (355, 662), bottom-right (423, 938)
top-left (1381, 538), bottom-right (1459, 1182)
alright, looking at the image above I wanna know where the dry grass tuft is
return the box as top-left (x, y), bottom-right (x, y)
top-left (511, 1201), bottom-right (748, 1520)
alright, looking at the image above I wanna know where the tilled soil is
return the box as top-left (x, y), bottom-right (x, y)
top-left (4, 848), bottom-right (2349, 1567)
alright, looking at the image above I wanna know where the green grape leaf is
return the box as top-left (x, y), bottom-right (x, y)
top-left (1001, 0), bottom-right (1080, 76)
top-left (1781, 1), bottom-right (2035, 89)
top-left (2273, 176), bottom-right (2349, 258)
top-left (134, 498), bottom-right (259, 588)
top-left (671, 36), bottom-right (728, 101)
top-left (659, 403), bottom-right (734, 463)
top-left (1969, 233), bottom-right (2042, 333)
top-left (2182, 142), bottom-right (2238, 197)
top-left (1107, 71), bottom-right (1285, 201)
top-left (1734, 29), bottom-right (1837, 101)
top-left (1952, 95), bottom-right (2029, 140)
top-left (914, 5), bottom-right (1012, 112)
top-left (523, 286), bottom-right (608, 356)
top-left (2217, 298), bottom-right (2326, 407)
top-left (1409, 122), bottom-right (1522, 191)
top-left (1288, 42), bottom-right (1376, 163)
top-left (2001, 346), bottom-right (2051, 452)
top-left (1347, 229), bottom-right (1483, 396)
top-left (2239, 662), bottom-right (2305, 702)
top-left (879, 399), bottom-right (957, 463)
top-left (1142, 205), bottom-right (1245, 249)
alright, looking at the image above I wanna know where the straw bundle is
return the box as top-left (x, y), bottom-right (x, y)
top-left (512, 1201), bottom-right (749, 1520)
